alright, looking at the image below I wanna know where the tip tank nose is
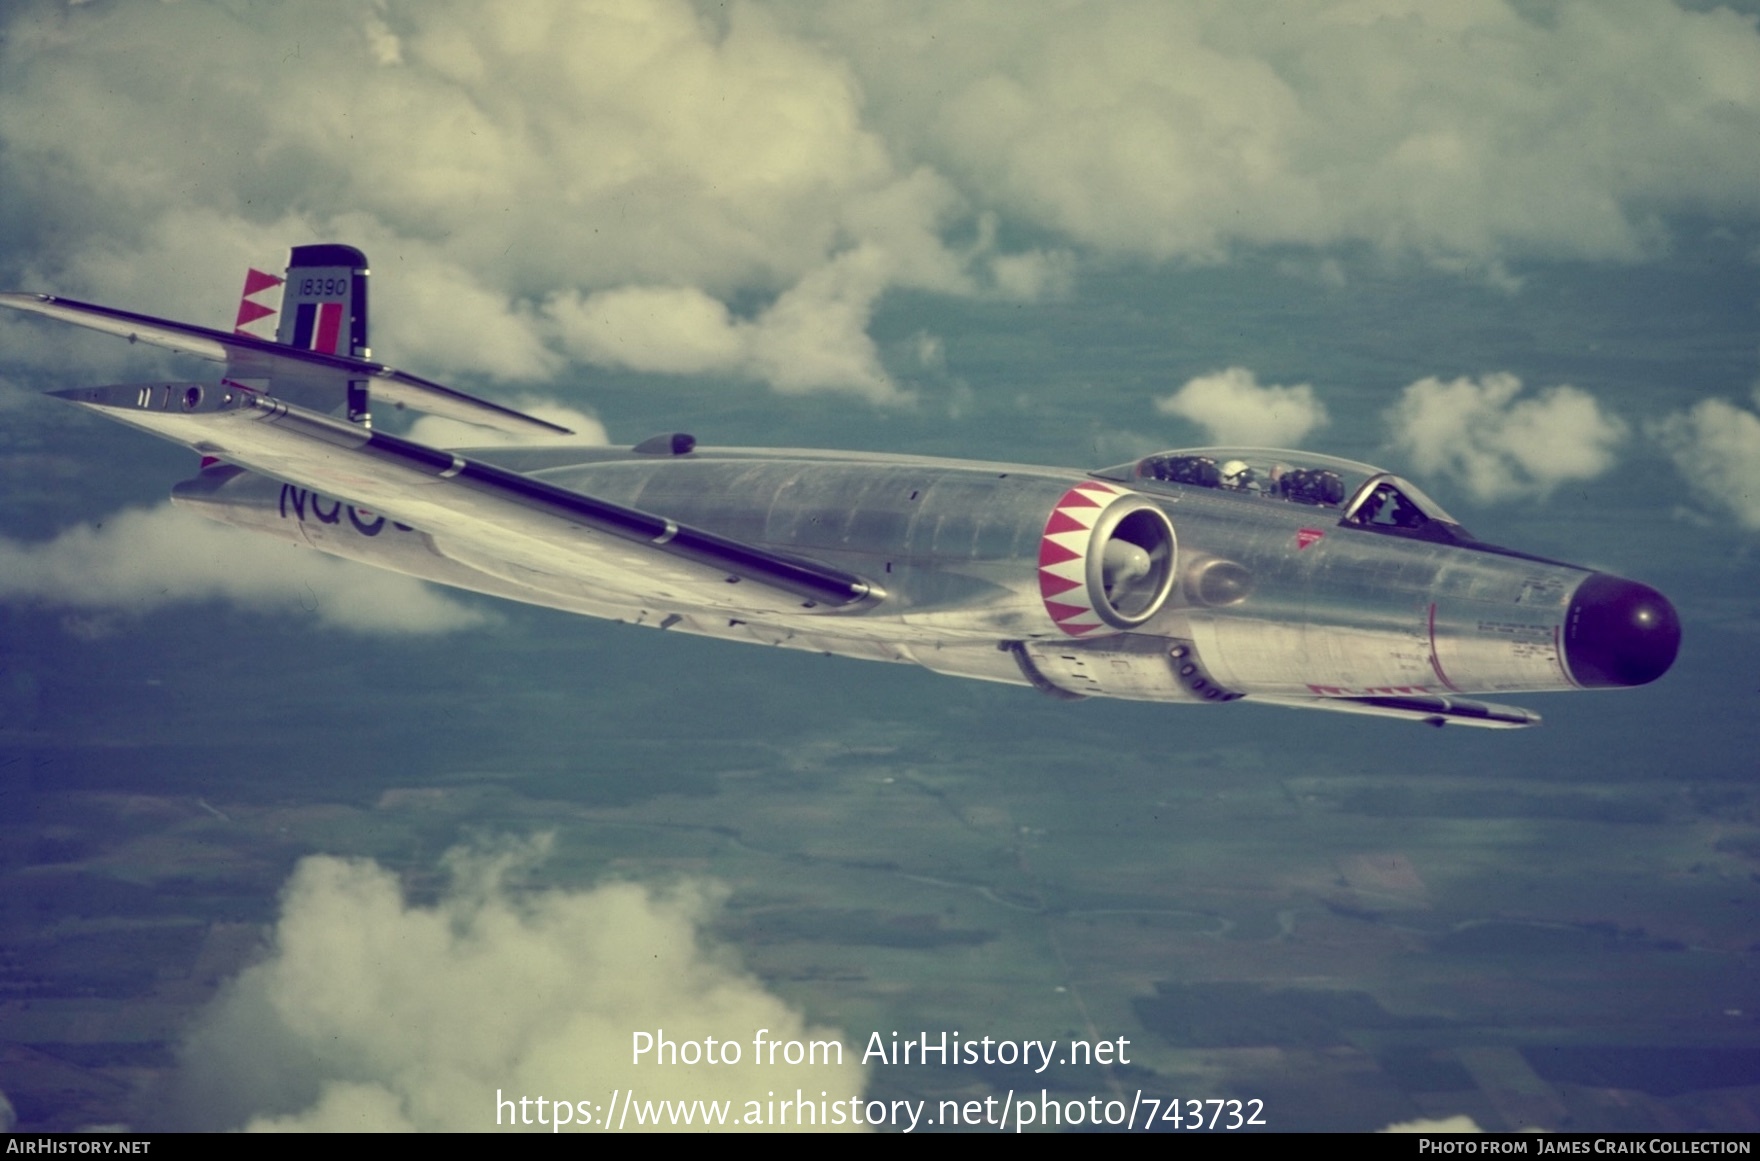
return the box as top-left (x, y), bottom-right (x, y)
top-left (1564, 573), bottom-right (1680, 688)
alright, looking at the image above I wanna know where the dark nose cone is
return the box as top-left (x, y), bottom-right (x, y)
top-left (1564, 573), bottom-right (1680, 688)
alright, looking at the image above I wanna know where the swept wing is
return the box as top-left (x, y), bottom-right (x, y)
top-left (52, 380), bottom-right (879, 615)
top-left (0, 292), bottom-right (568, 439)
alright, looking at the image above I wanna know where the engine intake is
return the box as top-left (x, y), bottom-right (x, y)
top-left (1037, 482), bottom-right (1177, 634)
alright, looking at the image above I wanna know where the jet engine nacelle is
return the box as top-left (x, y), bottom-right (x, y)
top-left (1033, 481), bottom-right (1178, 636)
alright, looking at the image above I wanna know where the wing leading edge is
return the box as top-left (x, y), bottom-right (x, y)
top-left (52, 381), bottom-right (882, 615)
top-left (0, 292), bottom-right (568, 439)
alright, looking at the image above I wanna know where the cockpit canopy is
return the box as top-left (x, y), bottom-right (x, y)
top-left (1094, 447), bottom-right (1473, 543)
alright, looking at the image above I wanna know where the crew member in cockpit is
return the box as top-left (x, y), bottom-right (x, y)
top-left (1266, 463), bottom-right (1291, 499)
top-left (1219, 459), bottom-right (1260, 492)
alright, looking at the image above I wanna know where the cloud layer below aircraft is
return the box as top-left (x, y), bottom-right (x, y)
top-left (175, 837), bottom-right (866, 1132)
top-left (0, 503), bottom-right (486, 634)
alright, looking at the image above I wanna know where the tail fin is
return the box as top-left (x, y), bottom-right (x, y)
top-left (263, 245), bottom-right (372, 425)
top-left (276, 244), bottom-right (370, 359)
top-left (3, 243), bottom-right (572, 438)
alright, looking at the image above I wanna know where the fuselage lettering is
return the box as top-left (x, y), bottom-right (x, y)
top-left (310, 495), bottom-right (343, 525)
top-left (279, 484), bottom-right (307, 521)
top-left (348, 506), bottom-right (386, 536)
top-left (279, 484), bottom-right (409, 537)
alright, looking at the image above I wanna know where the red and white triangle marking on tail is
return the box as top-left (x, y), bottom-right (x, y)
top-left (233, 267), bottom-right (284, 340)
top-left (1038, 480), bottom-right (1123, 636)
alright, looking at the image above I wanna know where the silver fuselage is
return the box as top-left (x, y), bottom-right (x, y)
top-left (172, 441), bottom-right (1628, 708)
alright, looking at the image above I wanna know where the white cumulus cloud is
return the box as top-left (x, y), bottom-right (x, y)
top-left (175, 837), bottom-right (867, 1132)
top-left (796, 0), bottom-right (1760, 269)
top-left (0, 503), bottom-right (485, 634)
top-left (1653, 394), bottom-right (1760, 530)
top-left (545, 247), bottom-right (905, 403)
top-left (8, 1), bottom-right (1758, 406)
top-left (1155, 367), bottom-right (1328, 447)
top-left (0, 0), bottom-right (1009, 401)
top-left (1385, 373), bottom-right (1626, 502)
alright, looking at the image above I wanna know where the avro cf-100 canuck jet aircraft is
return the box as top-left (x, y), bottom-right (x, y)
top-left (2, 245), bottom-right (1679, 728)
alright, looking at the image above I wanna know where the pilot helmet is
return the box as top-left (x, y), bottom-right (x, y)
top-left (1219, 459), bottom-right (1251, 486)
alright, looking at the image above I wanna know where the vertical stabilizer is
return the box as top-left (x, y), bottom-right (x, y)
top-left (269, 245), bottom-right (372, 426)
top-left (277, 244), bottom-right (369, 357)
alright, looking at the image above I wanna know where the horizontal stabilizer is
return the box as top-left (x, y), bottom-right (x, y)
top-left (0, 292), bottom-right (570, 438)
top-left (1248, 693), bottom-right (1541, 729)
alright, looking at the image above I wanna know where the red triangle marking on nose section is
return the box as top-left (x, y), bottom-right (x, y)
top-left (1062, 621), bottom-right (1104, 635)
top-left (1043, 509), bottom-right (1087, 536)
top-left (243, 268), bottom-right (285, 296)
top-left (1044, 599), bottom-right (1093, 622)
top-left (1072, 481), bottom-right (1116, 494)
top-left (1039, 571), bottom-right (1083, 598)
top-left (1058, 489), bottom-right (1102, 509)
top-left (1038, 539), bottom-right (1082, 567)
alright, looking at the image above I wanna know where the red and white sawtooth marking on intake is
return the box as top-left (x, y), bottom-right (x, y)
top-left (1038, 480), bottom-right (1125, 636)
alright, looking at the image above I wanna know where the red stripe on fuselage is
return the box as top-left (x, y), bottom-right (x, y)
top-left (1427, 602), bottom-right (1462, 693)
